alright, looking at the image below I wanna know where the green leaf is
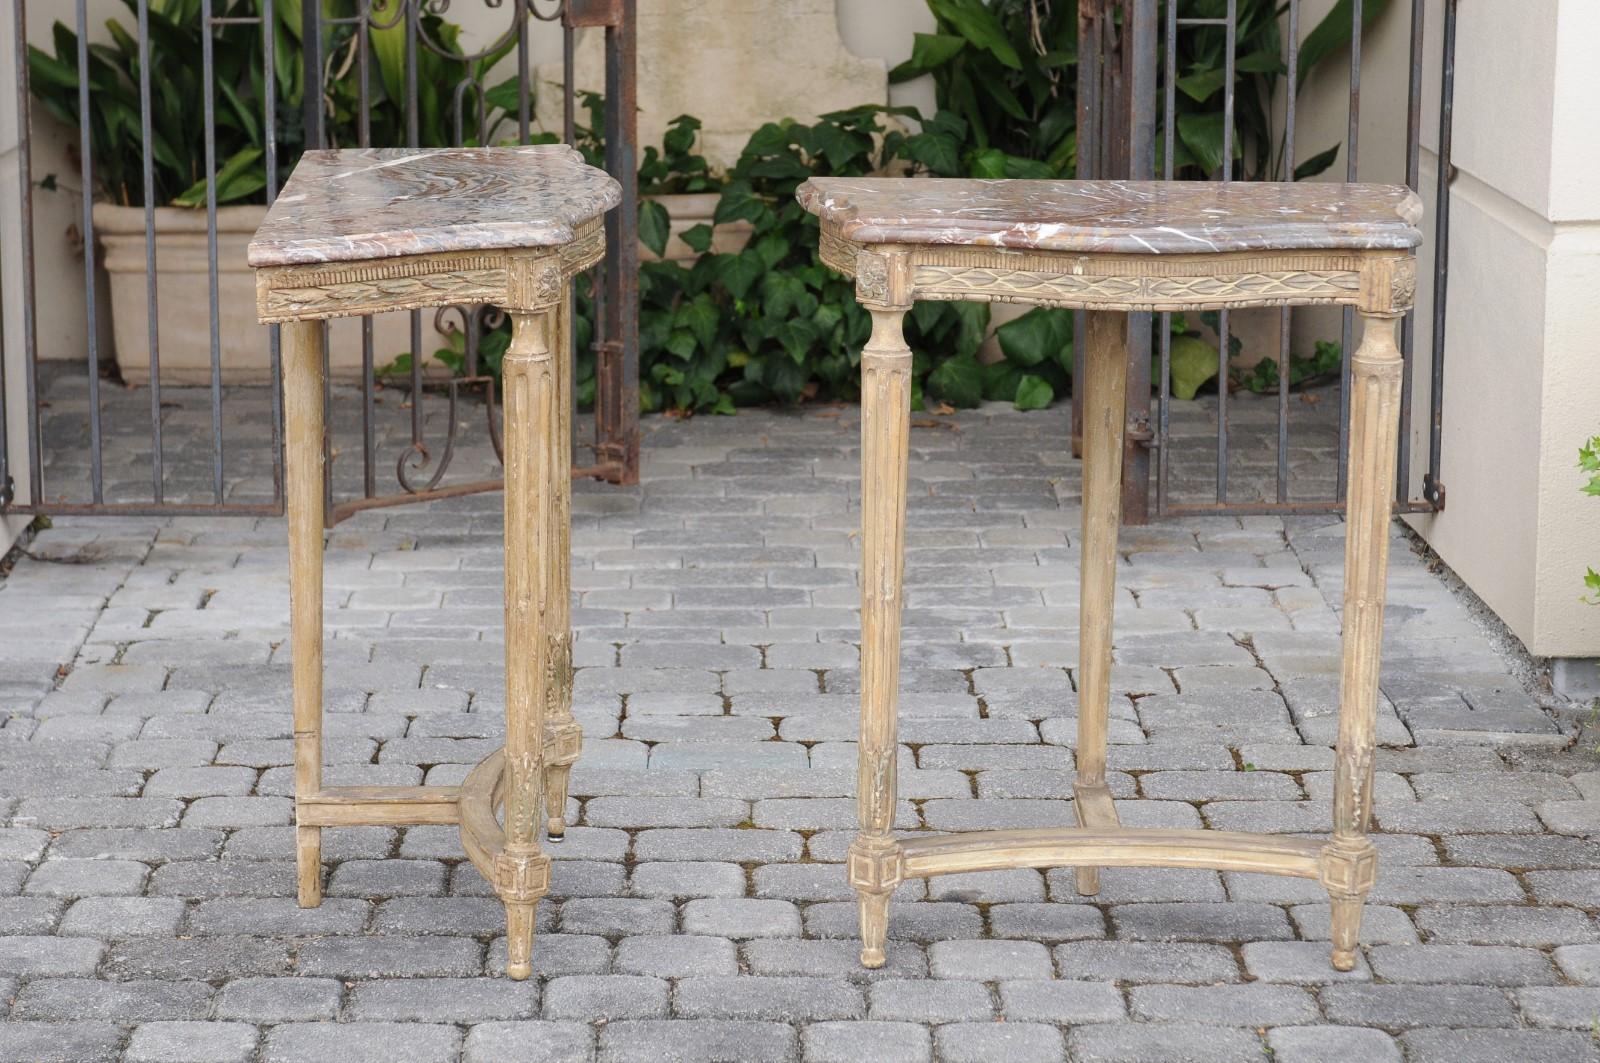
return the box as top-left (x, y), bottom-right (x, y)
top-left (1176, 67), bottom-right (1228, 104)
top-left (1298, 0), bottom-right (1392, 87)
top-left (982, 359), bottom-right (1025, 402)
top-left (996, 307), bottom-right (1073, 369)
top-left (929, 0), bottom-right (1022, 70)
top-left (889, 32), bottom-right (967, 82)
top-left (679, 223), bottom-right (714, 255)
top-left (1013, 374), bottom-right (1054, 411)
top-left (714, 181), bottom-right (768, 225)
top-left (902, 131), bottom-right (964, 176)
top-left (1294, 144), bottom-right (1341, 180)
top-left (1177, 112), bottom-right (1228, 176)
top-left (926, 354), bottom-right (984, 408)
top-left (967, 147), bottom-right (1007, 179)
top-left (1167, 335), bottom-right (1223, 401)
top-left (172, 146), bottom-right (264, 207)
top-left (639, 199), bottom-right (671, 258)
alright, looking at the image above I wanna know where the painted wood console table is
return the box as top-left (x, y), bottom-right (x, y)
top-left (248, 146), bottom-right (618, 979)
top-left (798, 177), bottom-right (1422, 972)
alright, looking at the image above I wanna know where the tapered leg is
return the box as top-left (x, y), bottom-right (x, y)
top-left (496, 307), bottom-right (556, 980)
top-left (850, 303), bottom-right (912, 969)
top-left (543, 290), bottom-right (581, 841)
top-left (1323, 310), bottom-right (1403, 971)
top-left (284, 319), bottom-right (326, 909)
top-left (1074, 311), bottom-right (1128, 897)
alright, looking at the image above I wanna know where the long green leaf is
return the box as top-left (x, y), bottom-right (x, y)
top-left (1298, 0), bottom-right (1392, 88)
top-left (929, 0), bottom-right (1022, 70)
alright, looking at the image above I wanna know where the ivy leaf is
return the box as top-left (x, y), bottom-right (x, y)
top-left (926, 354), bottom-right (984, 408)
top-left (714, 181), bottom-right (768, 225)
top-left (982, 360), bottom-right (1024, 402)
top-left (712, 251), bottom-right (766, 301)
top-left (677, 292), bottom-right (719, 349)
top-left (679, 223), bottom-right (714, 255)
top-left (997, 307), bottom-right (1073, 369)
top-left (638, 199), bottom-right (671, 258)
top-left (1013, 374), bottom-right (1054, 411)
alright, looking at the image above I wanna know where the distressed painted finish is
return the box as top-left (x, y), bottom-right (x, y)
top-left (251, 148), bottom-right (611, 978)
top-left (803, 178), bottom-right (1420, 972)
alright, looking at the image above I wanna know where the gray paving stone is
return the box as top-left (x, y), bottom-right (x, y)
top-left (935, 1022), bottom-right (1064, 1063)
top-left (544, 975), bottom-right (668, 1020)
top-left (1111, 901), bottom-right (1295, 943)
top-left (0, 1020), bottom-right (123, 1063)
top-left (1399, 1029), bottom-right (1600, 1063)
top-left (350, 977), bottom-right (539, 1021)
top-left (597, 1020), bottom-right (797, 1063)
top-left (58, 896), bottom-right (184, 936)
top-left (1517, 987), bottom-right (1600, 1029)
top-left (928, 938), bottom-right (1053, 980)
top-left (462, 1022), bottom-right (596, 1063)
top-left (997, 979), bottom-right (1126, 1023)
top-left (802, 1021), bottom-right (929, 1063)
top-left (1413, 904), bottom-right (1598, 946)
top-left (674, 976), bottom-right (864, 1021)
top-left (1265, 1026), bottom-right (1401, 1063)
top-left (559, 898), bottom-right (676, 936)
top-left (125, 1021), bottom-right (258, 1063)
top-left (11, 978), bottom-right (212, 1021)
top-left (1057, 940), bottom-right (1242, 983)
top-left (868, 980), bottom-right (994, 1022)
top-left (262, 1022), bottom-right (462, 1063)
top-left (1067, 1022), bottom-right (1265, 1063)
top-left (216, 978), bottom-right (343, 1022)
top-left (681, 898), bottom-right (802, 939)
top-left (1365, 944), bottom-right (1560, 985)
top-left (1555, 944), bottom-right (1600, 984)
top-left (615, 935), bottom-right (737, 977)
top-left (0, 935), bottom-right (104, 976)
top-left (1321, 983), bottom-right (1518, 1028)
top-left (1129, 983), bottom-right (1319, 1025)
top-left (294, 936), bottom-right (482, 978)
top-left (741, 938), bottom-right (928, 980)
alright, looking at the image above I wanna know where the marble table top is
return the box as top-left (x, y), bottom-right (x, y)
top-left (248, 146), bottom-right (620, 268)
top-left (798, 178), bottom-right (1423, 255)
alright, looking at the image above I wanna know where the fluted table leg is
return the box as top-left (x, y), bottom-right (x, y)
top-left (544, 289), bottom-right (581, 842)
top-left (1323, 309), bottom-right (1404, 971)
top-left (850, 251), bottom-right (912, 969)
top-left (284, 319), bottom-right (326, 909)
top-left (496, 307), bottom-right (557, 980)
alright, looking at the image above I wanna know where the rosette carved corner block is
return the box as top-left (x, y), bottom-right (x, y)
top-left (248, 146), bottom-right (618, 978)
top-left (798, 175), bottom-right (1422, 972)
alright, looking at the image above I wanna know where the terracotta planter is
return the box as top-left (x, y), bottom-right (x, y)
top-left (95, 203), bottom-right (431, 385)
top-left (640, 192), bottom-right (752, 263)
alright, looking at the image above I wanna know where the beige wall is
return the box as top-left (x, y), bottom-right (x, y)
top-left (1401, 0), bottom-right (1600, 659)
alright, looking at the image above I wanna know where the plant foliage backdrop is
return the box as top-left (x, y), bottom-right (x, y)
top-left (31, 0), bottom-right (1390, 414)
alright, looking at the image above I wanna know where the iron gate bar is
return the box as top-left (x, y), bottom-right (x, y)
top-left (1425, 0), bottom-right (1458, 511)
top-left (1, 0), bottom-right (638, 519)
top-left (1111, 0), bottom-right (1456, 520)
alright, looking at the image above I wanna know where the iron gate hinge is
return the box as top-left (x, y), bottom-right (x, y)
top-left (1127, 412), bottom-right (1154, 448)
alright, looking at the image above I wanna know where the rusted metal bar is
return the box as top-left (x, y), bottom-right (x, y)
top-left (595, 0), bottom-right (640, 484)
top-left (1425, 0), bottom-right (1458, 511)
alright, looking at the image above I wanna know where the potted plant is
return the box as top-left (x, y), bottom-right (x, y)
top-left (27, 0), bottom-right (514, 383)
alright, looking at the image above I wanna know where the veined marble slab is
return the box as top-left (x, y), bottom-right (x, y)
top-left (797, 177), bottom-right (1423, 254)
top-left (248, 146), bottom-right (620, 268)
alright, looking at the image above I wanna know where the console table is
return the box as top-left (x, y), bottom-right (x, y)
top-left (249, 146), bottom-right (618, 979)
top-left (798, 177), bottom-right (1422, 972)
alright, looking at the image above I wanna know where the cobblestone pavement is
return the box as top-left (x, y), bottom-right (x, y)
top-left (3, 370), bottom-right (1599, 1063)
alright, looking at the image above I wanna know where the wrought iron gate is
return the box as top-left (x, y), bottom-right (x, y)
top-left (1075, 0), bottom-right (1456, 522)
top-left (0, 0), bottom-right (637, 522)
